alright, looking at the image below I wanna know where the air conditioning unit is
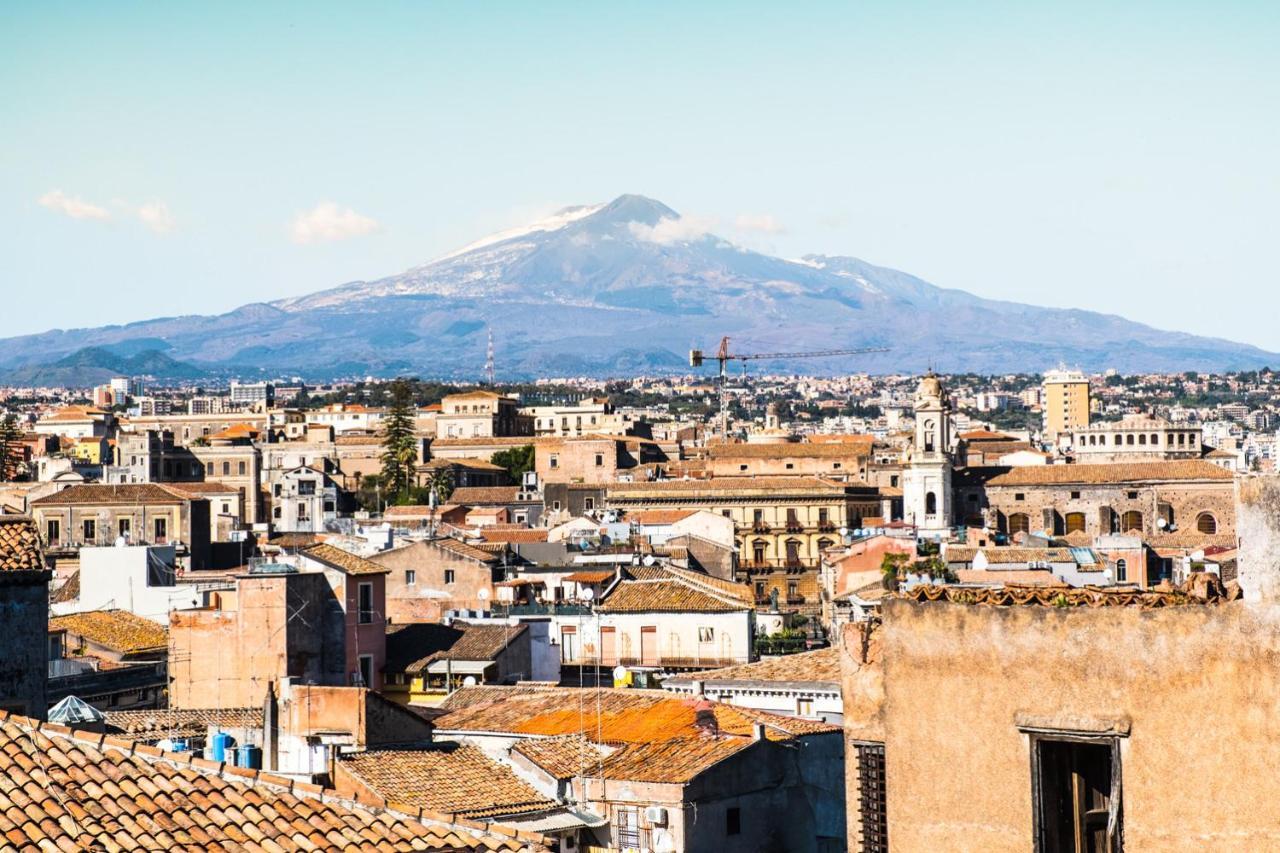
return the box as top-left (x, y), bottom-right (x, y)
top-left (645, 806), bottom-right (668, 826)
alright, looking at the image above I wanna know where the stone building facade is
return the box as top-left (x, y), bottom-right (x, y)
top-left (0, 517), bottom-right (51, 717)
top-left (954, 460), bottom-right (1236, 540)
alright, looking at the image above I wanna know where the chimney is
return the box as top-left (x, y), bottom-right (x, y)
top-left (262, 681), bottom-right (279, 772)
top-left (689, 680), bottom-right (704, 697)
top-left (752, 722), bottom-right (767, 741)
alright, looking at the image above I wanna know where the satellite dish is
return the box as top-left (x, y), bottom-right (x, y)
top-left (854, 528), bottom-right (864, 538)
top-left (612, 665), bottom-right (628, 682)
top-left (642, 555), bottom-right (656, 566)
top-left (462, 676), bottom-right (476, 687)
top-left (838, 527), bottom-right (850, 537)
top-left (581, 587), bottom-right (595, 601)
top-left (1156, 518), bottom-right (1167, 529)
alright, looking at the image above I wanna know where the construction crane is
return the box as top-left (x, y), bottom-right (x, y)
top-left (690, 336), bottom-right (889, 438)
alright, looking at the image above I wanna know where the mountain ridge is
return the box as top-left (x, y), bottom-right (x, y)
top-left (1, 194), bottom-right (1274, 383)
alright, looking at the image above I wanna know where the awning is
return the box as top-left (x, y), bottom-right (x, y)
top-left (498, 808), bottom-right (608, 833)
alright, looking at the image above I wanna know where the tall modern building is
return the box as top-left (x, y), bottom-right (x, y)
top-left (1042, 367), bottom-right (1090, 440)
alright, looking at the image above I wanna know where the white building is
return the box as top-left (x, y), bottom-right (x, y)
top-left (902, 372), bottom-right (953, 537)
top-left (662, 646), bottom-right (843, 724)
top-left (54, 545), bottom-right (209, 623)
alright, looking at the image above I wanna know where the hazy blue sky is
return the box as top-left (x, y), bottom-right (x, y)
top-left (3, 2), bottom-right (1277, 347)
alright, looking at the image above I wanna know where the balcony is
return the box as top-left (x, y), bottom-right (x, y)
top-left (564, 654), bottom-right (748, 670)
top-left (740, 558), bottom-right (818, 571)
top-left (751, 523), bottom-right (772, 534)
top-left (493, 601), bottom-right (593, 617)
top-left (784, 523), bottom-right (805, 534)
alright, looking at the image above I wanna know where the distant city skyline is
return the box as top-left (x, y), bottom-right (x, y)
top-left (3, 1), bottom-right (1278, 348)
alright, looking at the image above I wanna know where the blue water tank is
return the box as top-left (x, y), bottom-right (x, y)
top-left (170, 738), bottom-right (189, 753)
top-left (238, 744), bottom-right (262, 770)
top-left (210, 731), bottom-right (236, 762)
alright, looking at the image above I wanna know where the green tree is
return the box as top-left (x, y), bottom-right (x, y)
top-left (0, 414), bottom-right (23, 481)
top-left (491, 444), bottom-right (535, 482)
top-left (379, 379), bottom-right (418, 502)
top-left (880, 552), bottom-right (910, 591)
top-left (420, 466), bottom-right (455, 506)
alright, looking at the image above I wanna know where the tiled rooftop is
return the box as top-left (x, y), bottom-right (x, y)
top-left (302, 543), bottom-right (390, 576)
top-left (449, 486), bottom-right (525, 505)
top-left (338, 744), bottom-right (557, 820)
top-left (0, 712), bottom-right (547, 851)
top-left (972, 460), bottom-right (1234, 486)
top-left (50, 609), bottom-right (168, 656)
top-left (677, 646), bottom-right (841, 685)
top-left (31, 483), bottom-right (186, 506)
top-left (0, 515), bottom-right (45, 573)
top-left (106, 707), bottom-right (264, 740)
top-left (899, 576), bottom-right (1236, 608)
top-left (511, 735), bottom-right (609, 781)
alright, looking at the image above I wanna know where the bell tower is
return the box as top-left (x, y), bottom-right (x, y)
top-left (903, 371), bottom-right (953, 536)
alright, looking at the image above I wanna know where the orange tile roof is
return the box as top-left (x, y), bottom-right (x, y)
top-left (975, 460), bottom-right (1234, 486)
top-left (436, 686), bottom-right (836, 742)
top-left (608, 477), bottom-right (859, 497)
top-left (449, 486), bottom-right (525, 505)
top-left (679, 646), bottom-right (841, 685)
top-left (31, 483), bottom-right (186, 507)
top-left (599, 579), bottom-right (750, 613)
top-left (302, 543), bottom-right (391, 576)
top-left (339, 744), bottom-right (557, 819)
top-left (562, 569), bottom-right (616, 584)
top-left (0, 712), bottom-right (544, 850)
top-left (0, 516), bottom-right (45, 573)
top-left (899, 577), bottom-right (1233, 608)
top-left (106, 707), bottom-right (264, 740)
top-left (512, 735), bottom-right (609, 781)
top-left (49, 609), bottom-right (167, 656)
top-left (478, 528), bottom-right (548, 544)
top-left (706, 441), bottom-right (872, 459)
top-left (627, 509), bottom-right (699, 525)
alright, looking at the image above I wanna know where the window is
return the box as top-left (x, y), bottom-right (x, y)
top-left (785, 462), bottom-right (794, 470)
top-left (356, 654), bottom-right (374, 689)
top-left (82, 519), bottom-right (96, 542)
top-left (1008, 513), bottom-right (1031, 535)
top-left (1070, 491), bottom-right (1081, 500)
top-left (238, 461), bottom-right (247, 476)
top-left (1015, 493), bottom-right (1026, 502)
top-left (46, 519), bottom-right (60, 545)
top-left (1197, 513), bottom-right (1217, 534)
top-left (584, 497), bottom-right (595, 511)
top-left (818, 508), bottom-right (829, 525)
top-left (1121, 511), bottom-right (1143, 532)
top-left (787, 581), bottom-right (798, 600)
top-left (925, 492), bottom-right (937, 516)
top-left (726, 807), bottom-right (741, 836)
top-left (405, 570), bottom-right (416, 586)
top-left (698, 626), bottom-right (714, 643)
top-left (357, 582), bottom-right (374, 624)
top-left (560, 626), bottom-right (578, 662)
top-left (552, 500), bottom-right (561, 511)
top-left (1032, 736), bottom-right (1121, 853)
top-left (444, 569), bottom-right (456, 585)
top-left (855, 742), bottom-right (888, 853)
top-left (740, 464), bottom-right (748, 471)
top-left (222, 461), bottom-right (231, 476)
top-left (615, 807), bottom-right (640, 848)
top-left (797, 697), bottom-right (814, 717)
top-left (1064, 512), bottom-right (1086, 534)
top-left (1114, 559), bottom-right (1127, 583)
top-left (154, 517), bottom-right (167, 543)
top-left (594, 453), bottom-right (604, 467)
top-left (549, 454), bottom-right (559, 469)
top-left (752, 540), bottom-right (767, 565)
top-left (833, 462), bottom-right (842, 469)
top-left (298, 479), bottom-right (316, 496)
top-left (118, 518), bottom-right (131, 537)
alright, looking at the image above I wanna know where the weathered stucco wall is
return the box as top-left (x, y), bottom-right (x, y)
top-left (840, 622), bottom-right (884, 852)
top-left (878, 597), bottom-right (1280, 852)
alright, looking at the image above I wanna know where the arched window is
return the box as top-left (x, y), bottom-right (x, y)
top-left (1150, 433), bottom-right (1159, 445)
top-left (925, 492), bottom-right (937, 515)
top-left (1121, 511), bottom-right (1143, 532)
top-left (923, 420), bottom-right (935, 453)
top-left (1138, 434), bottom-right (1147, 445)
top-left (1126, 434), bottom-right (1135, 445)
top-left (1197, 513), bottom-right (1218, 534)
top-left (1115, 558), bottom-right (1128, 582)
top-left (1065, 512), bottom-right (1086, 534)
top-left (1008, 513), bottom-right (1030, 535)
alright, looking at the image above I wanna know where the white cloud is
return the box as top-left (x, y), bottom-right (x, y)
top-left (38, 189), bottom-right (112, 222)
top-left (137, 200), bottom-right (175, 234)
top-left (628, 214), bottom-right (716, 246)
top-left (734, 213), bottom-right (785, 235)
top-left (290, 202), bottom-right (380, 244)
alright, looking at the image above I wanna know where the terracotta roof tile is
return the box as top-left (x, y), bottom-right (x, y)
top-left (899, 575), bottom-right (1234, 608)
top-left (50, 610), bottom-right (167, 656)
top-left (478, 529), bottom-right (548, 544)
top-left (449, 487), bottom-right (525, 505)
top-left (338, 744), bottom-right (557, 819)
top-left (0, 712), bottom-right (541, 850)
top-left (0, 516), bottom-right (45, 573)
top-left (511, 735), bottom-right (609, 781)
top-left (31, 484), bottom-right (186, 507)
top-left (105, 708), bottom-right (264, 740)
top-left (677, 646), bottom-right (841, 685)
top-left (706, 441), bottom-right (872, 459)
top-left (608, 477), bottom-right (863, 497)
top-left (972, 460), bottom-right (1234, 487)
top-left (302, 543), bottom-right (390, 576)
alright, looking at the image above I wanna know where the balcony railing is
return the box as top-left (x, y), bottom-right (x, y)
top-left (740, 558), bottom-right (818, 571)
top-left (493, 602), bottom-right (593, 617)
top-left (565, 654), bottom-right (748, 670)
